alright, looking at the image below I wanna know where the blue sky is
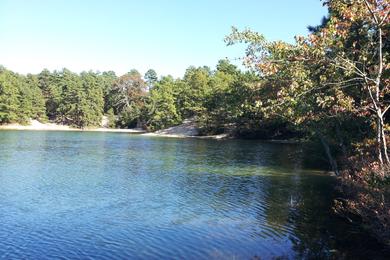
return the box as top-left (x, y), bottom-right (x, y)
top-left (0, 0), bottom-right (327, 77)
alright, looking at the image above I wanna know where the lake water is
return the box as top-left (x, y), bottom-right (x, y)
top-left (0, 131), bottom-right (386, 259)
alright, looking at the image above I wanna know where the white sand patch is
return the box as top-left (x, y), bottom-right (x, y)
top-left (142, 119), bottom-right (229, 139)
top-left (0, 119), bottom-right (145, 133)
top-left (101, 116), bottom-right (109, 128)
top-left (0, 119), bottom-right (73, 131)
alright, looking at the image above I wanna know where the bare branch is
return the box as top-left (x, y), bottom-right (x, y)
top-left (382, 104), bottom-right (390, 117)
top-left (379, 9), bottom-right (390, 26)
top-left (323, 78), bottom-right (363, 86)
top-left (364, 78), bottom-right (379, 110)
top-left (364, 0), bottom-right (380, 25)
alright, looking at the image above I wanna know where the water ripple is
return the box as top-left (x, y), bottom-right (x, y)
top-left (0, 131), bottom-right (383, 259)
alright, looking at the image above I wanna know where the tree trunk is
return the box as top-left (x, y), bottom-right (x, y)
top-left (335, 123), bottom-right (347, 159)
top-left (319, 134), bottom-right (340, 176)
top-left (375, 27), bottom-right (389, 166)
top-left (377, 112), bottom-right (384, 166)
top-left (377, 110), bottom-right (389, 165)
top-left (382, 127), bottom-right (389, 165)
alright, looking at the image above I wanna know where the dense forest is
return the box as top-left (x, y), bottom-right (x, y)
top-left (0, 0), bottom-right (389, 245)
top-left (0, 61), bottom-right (262, 133)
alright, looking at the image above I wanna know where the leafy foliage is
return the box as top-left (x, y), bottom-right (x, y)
top-left (0, 68), bottom-right (46, 124)
top-left (146, 76), bottom-right (182, 131)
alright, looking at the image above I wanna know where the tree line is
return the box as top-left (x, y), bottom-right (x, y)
top-left (0, 60), bottom-right (275, 135)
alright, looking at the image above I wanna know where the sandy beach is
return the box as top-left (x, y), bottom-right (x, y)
top-left (0, 119), bottom-right (229, 139)
top-left (0, 120), bottom-right (145, 133)
top-left (141, 119), bottom-right (229, 139)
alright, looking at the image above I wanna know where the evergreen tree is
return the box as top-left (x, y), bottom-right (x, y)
top-left (26, 74), bottom-right (47, 121)
top-left (0, 69), bottom-right (20, 123)
top-left (147, 76), bottom-right (181, 130)
top-left (80, 71), bottom-right (104, 126)
top-left (38, 69), bottom-right (63, 120)
top-left (144, 69), bottom-right (158, 90)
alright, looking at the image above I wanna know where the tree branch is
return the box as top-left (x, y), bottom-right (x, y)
top-left (364, 0), bottom-right (379, 25)
top-left (379, 9), bottom-right (389, 26)
top-left (323, 78), bottom-right (363, 86)
top-left (382, 104), bottom-right (390, 117)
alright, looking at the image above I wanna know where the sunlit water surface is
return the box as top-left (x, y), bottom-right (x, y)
top-left (0, 131), bottom-right (386, 259)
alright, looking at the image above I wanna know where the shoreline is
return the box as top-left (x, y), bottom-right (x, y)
top-left (0, 124), bottom-right (229, 139)
top-left (0, 120), bottom-right (145, 134)
top-left (0, 123), bottom-right (230, 140)
top-left (0, 119), bottom-right (230, 139)
top-left (141, 132), bottom-right (230, 139)
top-left (0, 120), bottom-right (300, 142)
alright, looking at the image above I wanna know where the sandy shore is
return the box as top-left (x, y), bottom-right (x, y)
top-left (141, 132), bottom-right (228, 139)
top-left (0, 120), bottom-right (145, 133)
top-left (140, 119), bottom-right (229, 139)
top-left (0, 119), bottom-right (230, 138)
top-left (141, 132), bottom-right (229, 139)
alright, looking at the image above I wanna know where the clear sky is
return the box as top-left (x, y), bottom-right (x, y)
top-left (0, 0), bottom-right (328, 78)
